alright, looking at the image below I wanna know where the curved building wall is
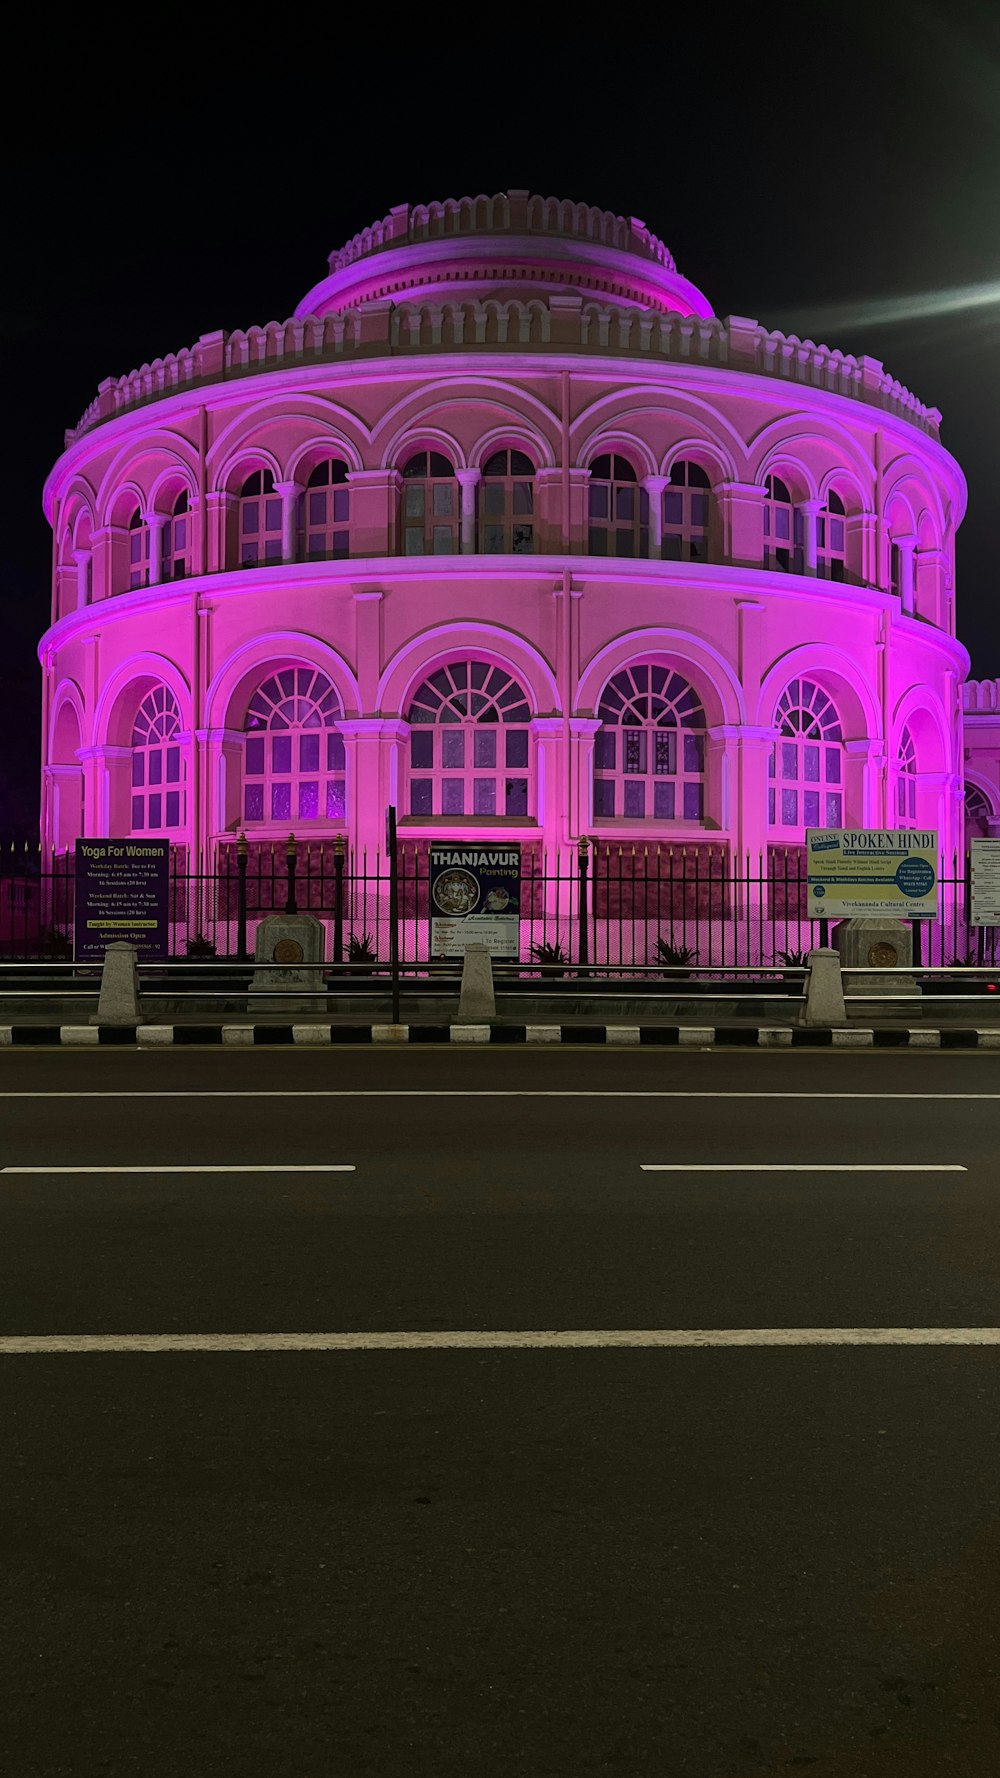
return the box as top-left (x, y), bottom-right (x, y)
top-left (40, 193), bottom-right (969, 872)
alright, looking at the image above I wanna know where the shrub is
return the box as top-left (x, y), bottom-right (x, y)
top-left (347, 931), bottom-right (377, 963)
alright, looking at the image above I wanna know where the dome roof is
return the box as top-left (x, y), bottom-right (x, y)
top-left (295, 191), bottom-right (714, 320)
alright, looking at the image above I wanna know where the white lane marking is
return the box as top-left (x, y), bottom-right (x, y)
top-left (4, 1328), bottom-right (1000, 1354)
top-left (640, 1163), bottom-right (966, 1173)
top-left (2, 1090), bottom-right (1000, 1101)
top-left (0, 1165), bottom-right (356, 1175)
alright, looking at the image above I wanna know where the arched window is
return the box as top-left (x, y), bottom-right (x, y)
top-left (302, 459), bottom-right (350, 560)
top-left (239, 470), bottom-right (282, 566)
top-left (816, 490), bottom-right (846, 581)
top-left (662, 461), bottom-right (710, 562)
top-left (406, 658), bottom-right (531, 818)
top-left (593, 663), bottom-right (706, 821)
top-left (401, 452), bottom-right (459, 554)
top-left (896, 726), bottom-right (917, 823)
top-left (587, 454), bottom-right (649, 557)
top-left (480, 450), bottom-right (534, 553)
top-left (763, 476), bottom-right (804, 573)
top-left (243, 668), bottom-right (346, 824)
top-left (162, 490), bottom-right (190, 581)
top-left (965, 783), bottom-right (993, 836)
top-left (127, 508), bottom-right (149, 591)
top-left (769, 679), bottom-right (844, 830)
top-left (131, 687), bottom-right (184, 832)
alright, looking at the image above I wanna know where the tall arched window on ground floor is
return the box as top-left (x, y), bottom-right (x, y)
top-left (405, 659), bottom-right (531, 817)
top-left (243, 668), bottom-right (345, 824)
top-left (896, 725), bottom-right (917, 823)
top-left (593, 663), bottom-right (706, 821)
top-left (768, 678), bottom-right (844, 831)
top-left (131, 687), bottom-right (184, 831)
top-left (965, 782), bottom-right (994, 839)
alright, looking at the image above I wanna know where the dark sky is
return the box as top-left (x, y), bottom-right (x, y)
top-left (5, 4), bottom-right (999, 836)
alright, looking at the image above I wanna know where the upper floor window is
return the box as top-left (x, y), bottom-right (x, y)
top-left (131, 686), bottom-right (184, 832)
top-left (243, 667), bottom-right (345, 824)
top-left (162, 490), bottom-right (190, 580)
top-left (406, 658), bottom-right (531, 818)
top-left (480, 450), bottom-right (534, 554)
top-left (302, 459), bottom-right (350, 560)
top-left (588, 454), bottom-right (649, 558)
top-left (896, 725), bottom-right (917, 823)
top-left (401, 452), bottom-right (459, 555)
top-left (662, 460), bottom-right (710, 561)
top-left (593, 663), bottom-right (706, 822)
top-left (128, 508), bottom-right (149, 591)
top-left (768, 679), bottom-right (843, 830)
top-left (890, 540), bottom-right (902, 598)
top-left (239, 470), bottom-right (282, 566)
top-left (763, 476), bottom-right (804, 573)
top-left (816, 490), bottom-right (846, 581)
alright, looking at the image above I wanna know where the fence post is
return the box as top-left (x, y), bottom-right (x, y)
top-left (285, 832), bottom-right (298, 915)
top-left (577, 835), bottom-right (590, 966)
top-left (386, 805), bottom-right (400, 1025)
top-left (236, 832), bottom-right (248, 963)
top-left (333, 833), bottom-right (345, 964)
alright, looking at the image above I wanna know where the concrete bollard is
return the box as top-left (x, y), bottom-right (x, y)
top-left (798, 947), bottom-right (847, 1028)
top-left (89, 941), bottom-right (144, 1027)
top-left (457, 945), bottom-right (496, 1022)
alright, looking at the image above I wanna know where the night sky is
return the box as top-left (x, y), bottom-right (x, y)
top-left (6, 5), bottom-right (999, 838)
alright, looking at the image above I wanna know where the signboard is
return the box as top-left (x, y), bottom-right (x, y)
top-left (429, 844), bottom-right (521, 958)
top-left (806, 829), bottom-right (939, 920)
top-left (970, 838), bottom-right (1000, 926)
top-left (74, 839), bottom-right (170, 961)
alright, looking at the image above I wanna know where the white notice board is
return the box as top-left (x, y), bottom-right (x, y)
top-left (970, 838), bottom-right (1000, 926)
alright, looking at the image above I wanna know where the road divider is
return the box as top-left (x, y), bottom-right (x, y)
top-left (3, 1327), bottom-right (1000, 1353)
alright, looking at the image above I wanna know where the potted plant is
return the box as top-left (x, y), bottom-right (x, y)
top-left (185, 932), bottom-right (217, 960)
top-left (655, 936), bottom-right (697, 982)
top-left (345, 931), bottom-right (378, 977)
top-left (529, 939), bottom-right (568, 979)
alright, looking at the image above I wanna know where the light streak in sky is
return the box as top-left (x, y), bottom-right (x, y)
top-left (787, 281), bottom-right (1000, 337)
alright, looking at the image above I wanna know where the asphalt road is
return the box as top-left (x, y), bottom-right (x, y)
top-left (4, 1045), bottom-right (1000, 1777)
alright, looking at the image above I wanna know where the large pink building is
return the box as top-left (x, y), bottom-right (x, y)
top-left (39, 190), bottom-right (969, 882)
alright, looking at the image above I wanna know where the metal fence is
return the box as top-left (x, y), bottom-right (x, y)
top-left (1, 839), bottom-right (995, 971)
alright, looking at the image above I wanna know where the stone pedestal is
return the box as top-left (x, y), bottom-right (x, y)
top-left (798, 948), bottom-right (847, 1027)
top-left (249, 914), bottom-right (326, 1014)
top-left (457, 945), bottom-right (496, 1022)
top-left (90, 941), bottom-right (143, 1026)
top-left (834, 918), bottom-right (920, 1002)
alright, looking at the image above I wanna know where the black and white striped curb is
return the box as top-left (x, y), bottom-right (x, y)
top-left (2, 1023), bottom-right (1000, 1048)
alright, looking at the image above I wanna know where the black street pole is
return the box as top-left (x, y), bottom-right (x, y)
top-left (386, 805), bottom-right (400, 1026)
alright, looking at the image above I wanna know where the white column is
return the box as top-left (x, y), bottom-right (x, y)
top-left (274, 482), bottom-right (300, 564)
top-left (456, 470), bottom-right (480, 554)
top-left (72, 548), bottom-right (92, 609)
top-left (144, 513), bottom-right (166, 586)
top-left (797, 500), bottom-right (821, 575)
top-left (642, 476), bottom-right (668, 559)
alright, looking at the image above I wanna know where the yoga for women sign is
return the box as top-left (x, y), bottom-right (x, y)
top-left (806, 830), bottom-right (939, 920)
top-left (429, 844), bottom-right (521, 958)
top-left (74, 840), bottom-right (170, 961)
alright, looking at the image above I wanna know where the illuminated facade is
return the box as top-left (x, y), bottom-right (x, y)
top-left (40, 190), bottom-right (968, 873)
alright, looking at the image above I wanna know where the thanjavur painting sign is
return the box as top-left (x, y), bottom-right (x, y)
top-left (806, 830), bottom-right (939, 920)
top-left (429, 844), bottom-right (521, 958)
top-left (74, 839), bottom-right (170, 961)
top-left (970, 838), bottom-right (1000, 926)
